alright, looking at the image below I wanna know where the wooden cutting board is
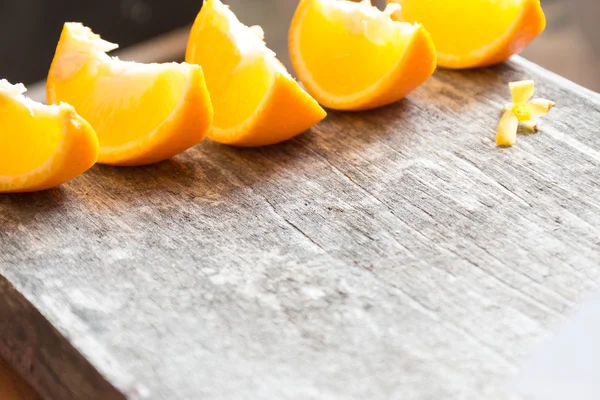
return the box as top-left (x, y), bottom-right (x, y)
top-left (1, 57), bottom-right (600, 400)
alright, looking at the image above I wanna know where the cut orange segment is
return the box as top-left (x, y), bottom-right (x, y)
top-left (185, 0), bottom-right (326, 147)
top-left (47, 23), bottom-right (213, 166)
top-left (389, 0), bottom-right (546, 69)
top-left (0, 80), bottom-right (98, 193)
top-left (289, 0), bottom-right (436, 112)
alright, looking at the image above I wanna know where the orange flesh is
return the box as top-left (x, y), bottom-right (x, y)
top-left (47, 23), bottom-right (214, 166)
top-left (0, 97), bottom-right (62, 176)
top-left (393, 0), bottom-right (523, 58)
top-left (50, 56), bottom-right (188, 149)
top-left (186, 2), bottom-right (274, 131)
top-left (186, 0), bottom-right (326, 147)
top-left (297, 1), bottom-right (414, 97)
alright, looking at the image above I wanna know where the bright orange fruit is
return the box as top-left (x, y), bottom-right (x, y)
top-left (0, 80), bottom-right (98, 193)
top-left (185, 0), bottom-right (326, 147)
top-left (389, 0), bottom-right (546, 69)
top-left (47, 23), bottom-right (213, 166)
top-left (289, 0), bottom-right (436, 111)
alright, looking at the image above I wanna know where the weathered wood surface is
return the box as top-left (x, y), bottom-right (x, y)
top-left (0, 357), bottom-right (41, 400)
top-left (1, 57), bottom-right (600, 400)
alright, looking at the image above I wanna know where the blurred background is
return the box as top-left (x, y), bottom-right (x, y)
top-left (0, 0), bottom-right (599, 91)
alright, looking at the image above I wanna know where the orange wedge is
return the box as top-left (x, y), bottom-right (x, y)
top-left (289, 0), bottom-right (436, 111)
top-left (47, 23), bottom-right (213, 166)
top-left (185, 0), bottom-right (326, 147)
top-left (0, 80), bottom-right (98, 193)
top-left (389, 0), bottom-right (546, 69)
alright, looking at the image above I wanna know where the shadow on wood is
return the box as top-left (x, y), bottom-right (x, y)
top-left (0, 190), bottom-right (67, 223)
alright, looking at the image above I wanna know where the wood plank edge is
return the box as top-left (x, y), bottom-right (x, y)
top-left (0, 276), bottom-right (143, 400)
top-left (512, 55), bottom-right (600, 105)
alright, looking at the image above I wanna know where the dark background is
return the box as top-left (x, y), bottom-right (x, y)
top-left (0, 0), bottom-right (200, 84)
top-left (0, 0), bottom-right (599, 91)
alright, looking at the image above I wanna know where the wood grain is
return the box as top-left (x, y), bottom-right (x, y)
top-left (0, 57), bottom-right (599, 399)
top-left (0, 358), bottom-right (40, 400)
